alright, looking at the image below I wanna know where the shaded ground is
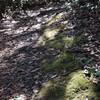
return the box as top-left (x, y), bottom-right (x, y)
top-left (0, 1), bottom-right (100, 100)
top-left (0, 2), bottom-right (75, 100)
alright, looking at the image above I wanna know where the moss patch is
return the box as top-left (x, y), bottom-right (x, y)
top-left (44, 84), bottom-right (65, 100)
top-left (34, 70), bottom-right (100, 100)
top-left (45, 34), bottom-right (74, 49)
top-left (44, 28), bottom-right (59, 40)
top-left (41, 51), bottom-right (78, 71)
top-left (65, 70), bottom-right (100, 100)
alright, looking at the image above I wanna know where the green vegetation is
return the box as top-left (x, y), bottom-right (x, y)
top-left (66, 71), bottom-right (95, 100)
top-left (34, 70), bottom-right (100, 100)
top-left (41, 51), bottom-right (78, 71)
top-left (43, 82), bottom-right (65, 100)
top-left (38, 11), bottom-right (78, 72)
top-left (46, 34), bottom-right (73, 49)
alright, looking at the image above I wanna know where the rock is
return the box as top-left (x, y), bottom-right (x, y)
top-left (90, 50), bottom-right (95, 55)
top-left (33, 89), bottom-right (39, 94)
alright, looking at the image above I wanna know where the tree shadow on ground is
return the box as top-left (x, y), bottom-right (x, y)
top-left (0, 1), bottom-right (100, 100)
top-left (0, 2), bottom-right (73, 99)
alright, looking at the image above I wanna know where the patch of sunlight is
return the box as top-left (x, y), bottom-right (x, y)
top-left (36, 13), bottom-right (67, 47)
top-left (44, 28), bottom-right (59, 39)
top-left (27, 10), bottom-right (40, 17)
top-left (37, 28), bottom-right (59, 46)
top-left (36, 36), bottom-right (46, 46)
top-left (65, 70), bottom-right (97, 100)
top-left (45, 33), bottom-right (74, 49)
top-left (36, 17), bottom-right (42, 23)
top-left (32, 81), bottom-right (53, 100)
top-left (46, 12), bottom-right (65, 26)
top-left (16, 26), bottom-right (28, 34)
top-left (9, 94), bottom-right (27, 100)
top-left (11, 20), bottom-right (19, 24)
top-left (63, 36), bottom-right (74, 48)
top-left (30, 23), bottom-right (41, 30)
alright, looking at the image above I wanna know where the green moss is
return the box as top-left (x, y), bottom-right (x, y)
top-left (45, 33), bottom-right (74, 49)
top-left (65, 70), bottom-right (99, 100)
top-left (63, 36), bottom-right (74, 47)
top-left (45, 84), bottom-right (65, 100)
top-left (33, 80), bottom-right (65, 100)
top-left (46, 38), bottom-right (64, 49)
top-left (33, 70), bottom-right (100, 100)
top-left (41, 52), bottom-right (78, 71)
top-left (43, 28), bottom-right (60, 40)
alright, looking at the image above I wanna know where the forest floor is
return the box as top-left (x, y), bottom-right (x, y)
top-left (0, 2), bottom-right (100, 100)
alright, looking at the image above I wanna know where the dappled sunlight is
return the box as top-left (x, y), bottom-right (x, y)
top-left (44, 28), bottom-right (59, 39)
top-left (1, 1), bottom-right (100, 100)
top-left (65, 70), bottom-right (99, 100)
top-left (44, 33), bottom-right (74, 50)
top-left (9, 93), bottom-right (27, 100)
top-left (30, 23), bottom-right (41, 30)
top-left (46, 12), bottom-right (66, 26)
top-left (36, 28), bottom-right (60, 46)
top-left (63, 36), bottom-right (74, 48)
top-left (36, 36), bottom-right (46, 46)
top-left (2, 19), bottom-right (19, 29)
top-left (31, 70), bottom-right (100, 100)
top-left (15, 26), bottom-right (29, 35)
top-left (0, 0), bottom-right (100, 100)
top-left (34, 70), bottom-right (99, 100)
top-left (26, 10), bottom-right (40, 17)
top-left (36, 11), bottom-right (70, 47)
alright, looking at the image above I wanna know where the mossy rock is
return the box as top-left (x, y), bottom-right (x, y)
top-left (65, 70), bottom-right (99, 100)
top-left (33, 70), bottom-right (100, 100)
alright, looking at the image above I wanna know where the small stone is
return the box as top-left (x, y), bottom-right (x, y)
top-left (90, 50), bottom-right (95, 55)
top-left (33, 89), bottom-right (39, 94)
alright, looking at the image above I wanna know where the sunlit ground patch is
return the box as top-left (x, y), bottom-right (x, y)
top-left (9, 94), bottom-right (27, 100)
top-left (37, 28), bottom-right (60, 46)
top-left (44, 28), bottom-right (59, 39)
top-left (46, 12), bottom-right (66, 26)
top-left (36, 11), bottom-right (67, 46)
